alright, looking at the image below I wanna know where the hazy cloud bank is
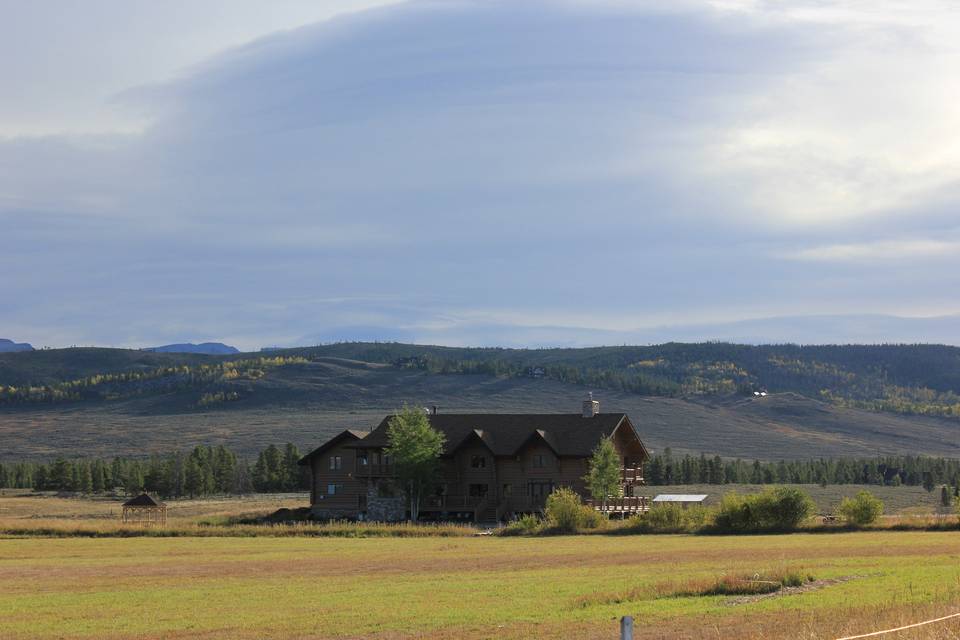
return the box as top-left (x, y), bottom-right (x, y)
top-left (3, 0), bottom-right (960, 349)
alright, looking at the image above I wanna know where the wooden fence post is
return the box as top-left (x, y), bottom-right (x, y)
top-left (620, 616), bottom-right (634, 640)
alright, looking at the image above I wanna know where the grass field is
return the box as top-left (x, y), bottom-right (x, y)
top-left (2, 532), bottom-right (960, 639)
top-left (2, 492), bottom-right (960, 638)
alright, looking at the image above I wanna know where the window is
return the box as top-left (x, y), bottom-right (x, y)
top-left (470, 455), bottom-right (486, 469)
top-left (502, 483), bottom-right (513, 497)
top-left (532, 454), bottom-right (546, 468)
top-left (528, 481), bottom-right (554, 498)
top-left (357, 452), bottom-right (368, 466)
top-left (468, 483), bottom-right (489, 498)
top-left (327, 484), bottom-right (341, 495)
top-left (329, 455), bottom-right (342, 470)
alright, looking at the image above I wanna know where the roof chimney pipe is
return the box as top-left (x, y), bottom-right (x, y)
top-left (582, 392), bottom-right (599, 418)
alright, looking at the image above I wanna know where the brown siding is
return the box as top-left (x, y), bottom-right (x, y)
top-left (310, 442), bottom-right (366, 515)
top-left (307, 415), bottom-right (650, 520)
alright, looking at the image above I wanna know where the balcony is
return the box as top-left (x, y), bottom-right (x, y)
top-left (421, 495), bottom-right (484, 510)
top-left (585, 496), bottom-right (649, 514)
top-left (357, 462), bottom-right (393, 476)
top-left (621, 467), bottom-right (644, 484)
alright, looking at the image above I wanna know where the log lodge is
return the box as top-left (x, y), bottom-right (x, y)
top-left (298, 396), bottom-right (650, 522)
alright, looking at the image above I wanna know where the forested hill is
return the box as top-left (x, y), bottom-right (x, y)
top-left (276, 342), bottom-right (960, 419)
top-left (1, 342), bottom-right (959, 420)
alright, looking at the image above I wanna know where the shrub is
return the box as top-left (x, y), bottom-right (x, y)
top-left (579, 505), bottom-right (605, 530)
top-left (659, 567), bottom-right (814, 598)
top-left (642, 504), bottom-right (686, 531)
top-left (837, 490), bottom-right (884, 525)
top-left (712, 488), bottom-right (814, 532)
top-left (545, 487), bottom-right (603, 533)
top-left (502, 513), bottom-right (543, 536)
top-left (628, 504), bottom-right (709, 533)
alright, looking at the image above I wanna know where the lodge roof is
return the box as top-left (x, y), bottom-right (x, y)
top-left (350, 413), bottom-right (643, 458)
top-left (297, 429), bottom-right (370, 465)
top-left (122, 493), bottom-right (164, 507)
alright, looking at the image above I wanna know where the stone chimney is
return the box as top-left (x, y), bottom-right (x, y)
top-left (582, 392), bottom-right (599, 418)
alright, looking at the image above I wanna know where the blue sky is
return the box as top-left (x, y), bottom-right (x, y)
top-left (3, 0), bottom-right (960, 350)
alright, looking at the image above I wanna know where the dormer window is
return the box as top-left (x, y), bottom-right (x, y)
top-left (470, 455), bottom-right (486, 469)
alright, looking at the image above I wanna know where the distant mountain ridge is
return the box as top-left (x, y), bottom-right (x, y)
top-left (295, 313), bottom-right (960, 348)
top-left (144, 342), bottom-right (239, 355)
top-left (0, 339), bottom-right (33, 353)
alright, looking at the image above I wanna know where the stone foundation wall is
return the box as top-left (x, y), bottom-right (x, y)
top-left (366, 484), bottom-right (405, 522)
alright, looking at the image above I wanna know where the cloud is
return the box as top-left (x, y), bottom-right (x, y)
top-left (3, 0), bottom-right (960, 349)
top-left (788, 239), bottom-right (960, 262)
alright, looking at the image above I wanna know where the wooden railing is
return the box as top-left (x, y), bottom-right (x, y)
top-left (358, 463), bottom-right (393, 476)
top-left (500, 495), bottom-right (548, 513)
top-left (621, 467), bottom-right (643, 483)
top-left (421, 495), bottom-right (484, 510)
top-left (586, 496), bottom-right (648, 514)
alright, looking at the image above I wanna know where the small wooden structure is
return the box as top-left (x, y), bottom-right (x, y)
top-left (121, 493), bottom-right (167, 525)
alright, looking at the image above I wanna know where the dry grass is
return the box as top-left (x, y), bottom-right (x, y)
top-left (2, 531), bottom-right (959, 639)
top-left (0, 489), bottom-right (308, 521)
top-left (0, 491), bottom-right (475, 538)
top-left (574, 567), bottom-right (813, 608)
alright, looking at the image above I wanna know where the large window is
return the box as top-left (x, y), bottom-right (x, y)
top-left (528, 481), bottom-right (554, 498)
top-left (326, 484), bottom-right (342, 495)
top-left (532, 454), bottom-right (546, 468)
top-left (468, 483), bottom-right (489, 498)
top-left (329, 455), bottom-right (342, 470)
top-left (470, 455), bottom-right (486, 469)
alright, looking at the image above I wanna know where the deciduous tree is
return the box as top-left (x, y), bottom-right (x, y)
top-left (385, 405), bottom-right (445, 522)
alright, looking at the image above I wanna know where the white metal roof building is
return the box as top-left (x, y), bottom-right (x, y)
top-left (652, 494), bottom-right (708, 504)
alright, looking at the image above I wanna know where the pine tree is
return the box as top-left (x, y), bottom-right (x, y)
top-left (184, 457), bottom-right (203, 498)
top-left (78, 462), bottom-right (93, 494)
top-left (49, 457), bottom-right (72, 491)
top-left (91, 460), bottom-right (106, 493)
top-left (124, 462), bottom-right (144, 496)
top-left (282, 443), bottom-right (302, 491)
top-left (647, 455), bottom-right (664, 485)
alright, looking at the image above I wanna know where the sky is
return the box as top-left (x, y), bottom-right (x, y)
top-left (3, 0), bottom-right (960, 350)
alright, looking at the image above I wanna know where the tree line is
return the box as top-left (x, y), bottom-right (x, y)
top-left (0, 355), bottom-right (307, 406)
top-left (644, 449), bottom-right (960, 493)
top-left (0, 443), bottom-right (310, 497)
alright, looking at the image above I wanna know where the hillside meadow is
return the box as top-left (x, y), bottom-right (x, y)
top-left (3, 346), bottom-right (960, 462)
top-left (2, 531), bottom-right (960, 639)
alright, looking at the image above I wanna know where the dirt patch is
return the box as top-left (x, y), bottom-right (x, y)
top-left (726, 574), bottom-right (865, 606)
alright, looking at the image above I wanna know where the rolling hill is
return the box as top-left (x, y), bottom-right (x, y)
top-left (1, 343), bottom-right (959, 462)
top-left (0, 339), bottom-right (33, 353)
top-left (144, 342), bottom-right (240, 355)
